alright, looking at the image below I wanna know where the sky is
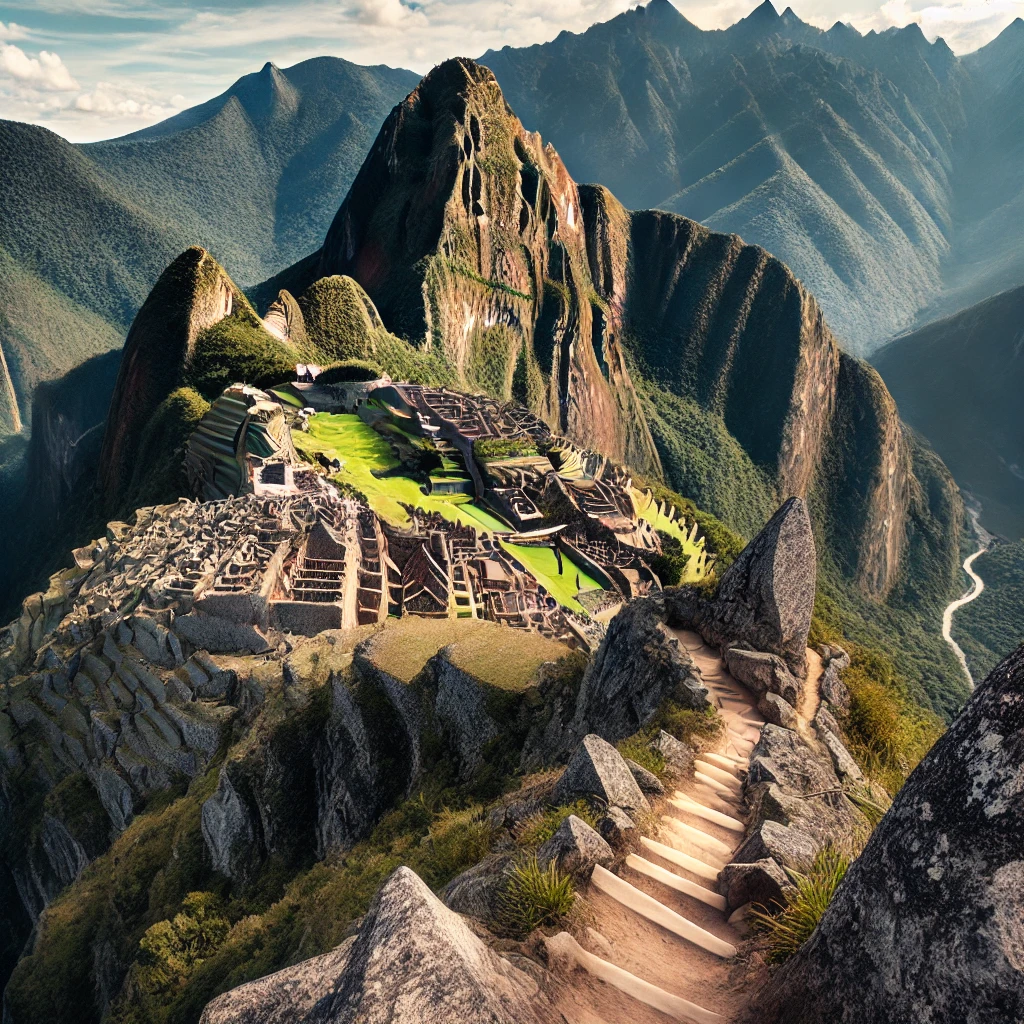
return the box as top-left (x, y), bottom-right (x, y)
top-left (1, 0), bottom-right (1022, 142)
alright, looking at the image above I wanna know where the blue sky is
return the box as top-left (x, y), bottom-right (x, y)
top-left (2, 0), bottom-right (1022, 142)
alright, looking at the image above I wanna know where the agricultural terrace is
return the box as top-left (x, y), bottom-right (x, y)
top-left (292, 412), bottom-right (605, 613)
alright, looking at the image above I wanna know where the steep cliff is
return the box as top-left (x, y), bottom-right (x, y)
top-left (258, 58), bottom-right (960, 612)
top-left (314, 57), bottom-right (662, 478)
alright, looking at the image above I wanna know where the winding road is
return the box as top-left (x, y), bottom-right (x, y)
top-left (942, 533), bottom-right (988, 690)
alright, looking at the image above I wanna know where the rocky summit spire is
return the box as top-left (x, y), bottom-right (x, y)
top-left (317, 57), bottom-right (661, 475)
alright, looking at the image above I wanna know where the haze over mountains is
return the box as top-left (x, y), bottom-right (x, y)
top-left (3, 0), bottom-right (1024, 446)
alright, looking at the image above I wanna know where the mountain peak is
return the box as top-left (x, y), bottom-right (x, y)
top-left (747, 0), bottom-right (780, 21)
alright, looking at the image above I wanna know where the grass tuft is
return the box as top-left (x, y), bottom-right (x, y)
top-left (498, 857), bottom-right (575, 936)
top-left (514, 801), bottom-right (598, 848)
top-left (750, 848), bottom-right (850, 964)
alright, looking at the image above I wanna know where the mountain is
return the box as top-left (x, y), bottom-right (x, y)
top-left (114, 56), bottom-right (957, 713)
top-left (873, 284), bottom-right (1024, 540)
top-left (0, 59), bottom-right (418, 440)
top-left (480, 0), bottom-right (978, 354)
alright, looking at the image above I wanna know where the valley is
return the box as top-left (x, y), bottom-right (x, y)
top-left (0, 5), bottom-right (1021, 1023)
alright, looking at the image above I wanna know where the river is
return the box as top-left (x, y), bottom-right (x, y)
top-left (942, 508), bottom-right (991, 689)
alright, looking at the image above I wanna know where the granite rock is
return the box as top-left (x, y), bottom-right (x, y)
top-left (553, 734), bottom-right (650, 814)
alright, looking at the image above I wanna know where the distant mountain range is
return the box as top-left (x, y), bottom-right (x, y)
top-left (0, 59), bottom-right (418, 440)
top-left (874, 283), bottom-right (1024, 540)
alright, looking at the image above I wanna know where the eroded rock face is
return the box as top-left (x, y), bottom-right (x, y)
top-left (307, 866), bottom-right (560, 1023)
top-left (542, 597), bottom-right (706, 760)
top-left (750, 644), bottom-right (1024, 1024)
top-left (668, 497), bottom-right (815, 678)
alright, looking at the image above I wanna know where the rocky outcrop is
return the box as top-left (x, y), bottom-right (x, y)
top-left (201, 939), bottom-right (355, 1024)
top-left (96, 247), bottom-right (238, 508)
top-left (719, 858), bottom-right (796, 914)
top-left (203, 866), bottom-right (563, 1022)
top-left (536, 814), bottom-right (613, 876)
top-left (740, 725), bottom-right (868, 871)
top-left (527, 596), bottom-right (707, 762)
top-left (553, 734), bottom-right (649, 814)
top-left (750, 644), bottom-right (1024, 1024)
top-left (667, 497), bottom-right (816, 679)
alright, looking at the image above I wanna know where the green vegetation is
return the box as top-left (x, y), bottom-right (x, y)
top-left (811, 607), bottom-right (945, 794)
top-left (750, 848), bottom-right (851, 964)
top-left (132, 893), bottom-right (230, 1002)
top-left (440, 258), bottom-right (532, 302)
top-left (363, 617), bottom-right (572, 689)
top-left (316, 359), bottom-right (385, 383)
top-left (184, 313), bottom-right (295, 401)
top-left (514, 801), bottom-right (599, 848)
top-left (498, 858), bottom-right (576, 937)
top-left (651, 703), bottom-right (724, 748)
top-left (499, 541), bottom-right (603, 612)
top-left (616, 735), bottom-right (667, 777)
top-left (474, 437), bottom-right (541, 461)
top-left (466, 325), bottom-right (519, 399)
top-left (955, 541), bottom-right (1024, 681)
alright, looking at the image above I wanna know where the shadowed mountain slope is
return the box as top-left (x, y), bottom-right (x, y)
top-left (873, 284), bottom-right (1024, 540)
top-left (481, 0), bottom-right (1024, 353)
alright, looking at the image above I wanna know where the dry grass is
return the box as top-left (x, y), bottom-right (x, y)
top-left (363, 617), bottom-right (569, 690)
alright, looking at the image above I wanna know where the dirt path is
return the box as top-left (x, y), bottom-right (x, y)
top-left (547, 629), bottom-right (768, 1022)
top-left (547, 628), bottom-right (826, 1022)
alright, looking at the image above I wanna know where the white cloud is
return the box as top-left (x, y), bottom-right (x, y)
top-left (0, 43), bottom-right (79, 90)
top-left (74, 79), bottom-right (184, 118)
top-left (0, 22), bottom-right (29, 41)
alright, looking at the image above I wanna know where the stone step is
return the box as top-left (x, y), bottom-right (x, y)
top-left (670, 794), bottom-right (745, 833)
top-left (639, 836), bottom-right (721, 883)
top-left (545, 932), bottom-right (725, 1023)
top-left (591, 866), bottom-right (737, 959)
top-left (693, 777), bottom-right (744, 810)
top-left (628, 853), bottom-right (727, 912)
top-left (694, 760), bottom-right (744, 793)
top-left (660, 816), bottom-right (735, 860)
top-left (701, 752), bottom-right (745, 775)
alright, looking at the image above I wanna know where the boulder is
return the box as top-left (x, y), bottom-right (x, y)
top-left (553, 734), bottom-right (650, 814)
top-left (719, 858), bottom-right (796, 913)
top-left (200, 939), bottom-right (356, 1024)
top-left (734, 819), bottom-right (819, 873)
top-left (725, 648), bottom-right (800, 706)
top-left (442, 854), bottom-right (515, 921)
top-left (758, 692), bottom-right (798, 730)
top-left (562, 597), bottom-right (707, 753)
top-left (625, 758), bottom-right (665, 795)
top-left (651, 729), bottom-right (695, 777)
top-left (818, 647), bottom-right (851, 713)
top-left (596, 806), bottom-right (636, 846)
top-left (818, 729), bottom-right (865, 785)
top-left (536, 815), bottom-right (613, 876)
top-left (813, 705), bottom-right (842, 737)
top-left (305, 866), bottom-right (561, 1023)
top-left (749, 644), bottom-right (1024, 1024)
top-left (668, 497), bottom-right (815, 677)
top-left (202, 867), bottom-right (560, 1023)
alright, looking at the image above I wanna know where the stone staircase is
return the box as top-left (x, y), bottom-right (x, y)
top-left (548, 632), bottom-right (767, 1022)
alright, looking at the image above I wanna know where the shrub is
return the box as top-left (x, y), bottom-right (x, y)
top-left (750, 848), bottom-right (850, 964)
top-left (135, 892), bottom-right (230, 997)
top-left (498, 857), bottom-right (575, 936)
top-left (515, 801), bottom-right (598, 848)
top-left (653, 703), bottom-right (724, 748)
top-left (317, 359), bottom-right (385, 383)
top-left (184, 315), bottom-right (295, 400)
